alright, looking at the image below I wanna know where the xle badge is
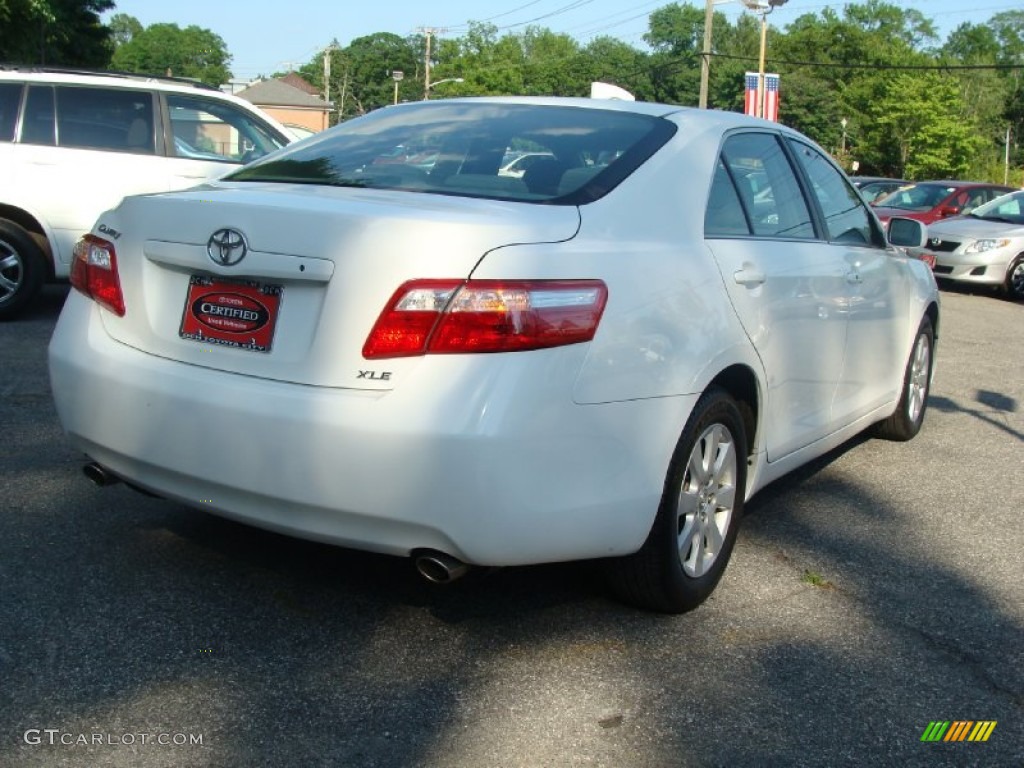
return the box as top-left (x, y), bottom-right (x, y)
top-left (358, 370), bottom-right (392, 381)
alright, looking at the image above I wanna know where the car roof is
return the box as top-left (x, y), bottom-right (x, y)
top-left (388, 97), bottom-right (819, 140)
top-left (918, 180), bottom-right (1007, 188)
top-left (0, 66), bottom-right (223, 96)
top-left (851, 176), bottom-right (907, 183)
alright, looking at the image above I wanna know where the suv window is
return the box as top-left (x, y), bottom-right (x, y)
top-left (788, 139), bottom-right (884, 247)
top-left (0, 83), bottom-right (22, 142)
top-left (716, 133), bottom-right (815, 239)
top-left (56, 86), bottom-right (155, 154)
top-left (22, 86), bottom-right (55, 146)
top-left (167, 94), bottom-right (285, 164)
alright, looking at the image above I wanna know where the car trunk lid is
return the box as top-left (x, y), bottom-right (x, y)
top-left (95, 182), bottom-right (581, 389)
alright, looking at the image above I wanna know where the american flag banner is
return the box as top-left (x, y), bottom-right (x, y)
top-left (744, 72), bottom-right (759, 117)
top-left (764, 73), bottom-right (780, 122)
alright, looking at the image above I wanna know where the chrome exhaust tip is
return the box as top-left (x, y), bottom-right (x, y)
top-left (414, 550), bottom-right (471, 584)
top-left (83, 462), bottom-right (121, 487)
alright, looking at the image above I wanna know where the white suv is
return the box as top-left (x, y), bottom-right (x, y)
top-left (0, 67), bottom-right (292, 318)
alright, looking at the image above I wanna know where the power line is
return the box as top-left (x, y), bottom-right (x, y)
top-left (478, 1), bottom-right (546, 23)
top-left (711, 52), bottom-right (1024, 71)
top-left (496, 0), bottom-right (598, 31)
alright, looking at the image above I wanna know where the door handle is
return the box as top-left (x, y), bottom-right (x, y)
top-left (733, 267), bottom-right (766, 287)
top-left (846, 271), bottom-right (863, 285)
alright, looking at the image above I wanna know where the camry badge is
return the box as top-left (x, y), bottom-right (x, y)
top-left (207, 228), bottom-right (248, 267)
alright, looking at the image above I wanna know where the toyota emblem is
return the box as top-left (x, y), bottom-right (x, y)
top-left (207, 228), bottom-right (248, 267)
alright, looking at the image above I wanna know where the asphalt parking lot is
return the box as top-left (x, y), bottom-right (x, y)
top-left (1, 283), bottom-right (1021, 767)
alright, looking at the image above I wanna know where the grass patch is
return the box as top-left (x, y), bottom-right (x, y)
top-left (801, 569), bottom-right (835, 589)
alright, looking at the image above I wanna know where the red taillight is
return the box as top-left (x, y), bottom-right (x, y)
top-left (70, 234), bottom-right (125, 316)
top-left (363, 279), bottom-right (608, 359)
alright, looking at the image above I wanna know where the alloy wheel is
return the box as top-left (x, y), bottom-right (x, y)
top-left (677, 423), bottom-right (738, 578)
top-left (0, 240), bottom-right (24, 304)
top-left (906, 332), bottom-right (931, 424)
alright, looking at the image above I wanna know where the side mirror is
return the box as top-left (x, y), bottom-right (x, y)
top-left (938, 205), bottom-right (959, 218)
top-left (887, 216), bottom-right (927, 248)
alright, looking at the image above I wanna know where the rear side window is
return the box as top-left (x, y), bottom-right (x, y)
top-left (0, 83), bottom-right (23, 142)
top-left (716, 133), bottom-right (815, 239)
top-left (705, 160), bottom-right (750, 236)
top-left (167, 94), bottom-right (286, 164)
top-left (55, 86), bottom-right (155, 154)
top-left (229, 102), bottom-right (676, 204)
top-left (788, 139), bottom-right (884, 247)
top-left (22, 86), bottom-right (55, 146)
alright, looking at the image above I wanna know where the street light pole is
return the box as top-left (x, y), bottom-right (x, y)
top-left (424, 77), bottom-right (464, 98)
top-left (741, 0), bottom-right (787, 119)
top-left (391, 70), bottom-right (404, 105)
top-left (756, 11), bottom-right (768, 118)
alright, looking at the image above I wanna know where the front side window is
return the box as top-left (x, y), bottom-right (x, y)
top-left (0, 83), bottom-right (23, 142)
top-left (715, 133), bottom-right (815, 239)
top-left (788, 139), bottom-right (883, 247)
top-left (228, 102), bottom-right (676, 204)
top-left (55, 86), bottom-right (155, 154)
top-left (167, 94), bottom-right (286, 164)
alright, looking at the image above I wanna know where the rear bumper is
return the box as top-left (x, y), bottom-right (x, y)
top-left (49, 294), bottom-right (695, 566)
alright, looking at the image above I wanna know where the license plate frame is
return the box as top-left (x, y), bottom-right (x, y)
top-left (179, 275), bottom-right (283, 353)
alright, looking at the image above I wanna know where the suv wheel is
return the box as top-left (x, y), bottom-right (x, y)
top-left (0, 220), bottom-right (45, 320)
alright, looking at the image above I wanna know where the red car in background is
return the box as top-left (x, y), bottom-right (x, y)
top-left (872, 180), bottom-right (1014, 225)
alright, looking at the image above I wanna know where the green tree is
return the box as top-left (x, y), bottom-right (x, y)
top-left (0, 0), bottom-right (113, 66)
top-left (644, 2), bottom-right (708, 105)
top-left (774, 2), bottom-right (941, 174)
top-left (111, 22), bottom-right (231, 85)
top-left (298, 33), bottom-right (421, 121)
top-left (440, 23), bottom-right (526, 97)
top-left (579, 36), bottom-right (653, 100)
top-left (108, 11), bottom-right (142, 47)
top-left (520, 27), bottom-right (585, 96)
top-left (990, 11), bottom-right (1024, 178)
top-left (941, 23), bottom-right (1012, 179)
top-left (870, 73), bottom-right (980, 178)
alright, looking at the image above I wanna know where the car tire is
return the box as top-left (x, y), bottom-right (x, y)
top-left (874, 315), bottom-right (934, 441)
top-left (0, 219), bottom-right (46, 321)
top-left (605, 388), bottom-right (748, 613)
top-left (1005, 254), bottom-right (1024, 301)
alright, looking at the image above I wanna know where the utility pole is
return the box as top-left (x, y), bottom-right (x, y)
top-left (323, 44), bottom-right (336, 106)
top-left (339, 68), bottom-right (348, 123)
top-left (1006, 125), bottom-right (1012, 186)
top-left (699, 0), bottom-right (714, 109)
top-left (418, 27), bottom-right (447, 99)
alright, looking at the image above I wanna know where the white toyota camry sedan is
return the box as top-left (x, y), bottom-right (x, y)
top-left (49, 97), bottom-right (939, 613)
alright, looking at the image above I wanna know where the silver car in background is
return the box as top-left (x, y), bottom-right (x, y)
top-left (917, 189), bottom-right (1024, 300)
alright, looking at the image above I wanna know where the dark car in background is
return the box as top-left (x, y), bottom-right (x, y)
top-left (872, 180), bottom-right (1014, 225)
top-left (850, 176), bottom-right (908, 204)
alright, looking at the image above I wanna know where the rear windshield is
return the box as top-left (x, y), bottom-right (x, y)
top-left (227, 101), bottom-right (675, 204)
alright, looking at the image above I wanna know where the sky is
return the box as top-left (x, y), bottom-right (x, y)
top-left (103, 0), bottom-right (1021, 82)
